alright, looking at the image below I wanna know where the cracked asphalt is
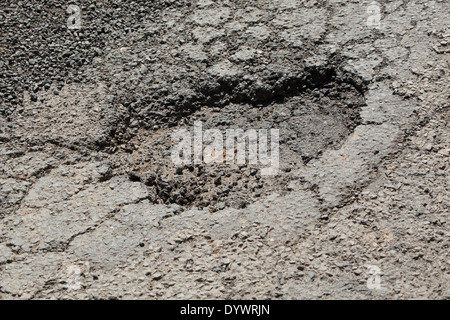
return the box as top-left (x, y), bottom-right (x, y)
top-left (0, 0), bottom-right (449, 299)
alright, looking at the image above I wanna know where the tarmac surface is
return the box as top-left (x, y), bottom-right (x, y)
top-left (0, 0), bottom-right (448, 299)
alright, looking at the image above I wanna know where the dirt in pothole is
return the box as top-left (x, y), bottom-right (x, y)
top-left (110, 67), bottom-right (366, 212)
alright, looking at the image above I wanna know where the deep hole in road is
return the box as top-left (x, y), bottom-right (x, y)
top-left (111, 63), bottom-right (367, 211)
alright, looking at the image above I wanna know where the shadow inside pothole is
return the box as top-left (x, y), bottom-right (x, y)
top-left (110, 64), bottom-right (367, 212)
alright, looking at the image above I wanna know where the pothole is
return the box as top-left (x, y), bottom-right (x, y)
top-left (110, 64), bottom-right (367, 211)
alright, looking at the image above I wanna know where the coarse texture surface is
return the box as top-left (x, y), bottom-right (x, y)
top-left (0, 0), bottom-right (448, 299)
